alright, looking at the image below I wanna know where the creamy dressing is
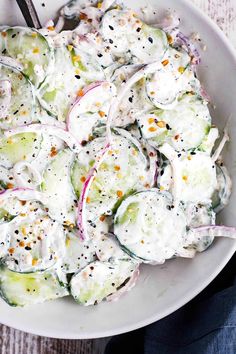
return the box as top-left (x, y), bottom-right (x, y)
top-left (0, 1), bottom-right (232, 307)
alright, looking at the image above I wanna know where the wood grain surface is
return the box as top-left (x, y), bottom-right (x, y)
top-left (0, 1), bottom-right (236, 353)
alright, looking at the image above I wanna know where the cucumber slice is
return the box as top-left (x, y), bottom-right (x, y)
top-left (68, 81), bottom-right (116, 143)
top-left (87, 216), bottom-right (131, 262)
top-left (158, 151), bottom-right (218, 204)
top-left (212, 164), bottom-right (232, 213)
top-left (101, 10), bottom-right (168, 64)
top-left (31, 133), bottom-right (65, 174)
top-left (184, 203), bottom-right (215, 252)
top-left (41, 149), bottom-right (77, 225)
top-left (2, 27), bottom-right (53, 86)
top-left (145, 48), bottom-right (199, 108)
top-left (71, 131), bottom-right (149, 217)
top-left (187, 205), bottom-right (216, 227)
top-left (38, 45), bottom-right (104, 121)
top-left (111, 64), bottom-right (153, 127)
top-left (0, 133), bottom-right (41, 168)
top-left (137, 95), bottom-right (212, 151)
top-left (114, 190), bottom-right (188, 263)
top-left (0, 266), bottom-right (68, 307)
top-left (70, 260), bottom-right (137, 305)
top-left (3, 209), bottom-right (65, 273)
top-left (61, 229), bottom-right (96, 273)
top-left (0, 65), bottom-right (35, 129)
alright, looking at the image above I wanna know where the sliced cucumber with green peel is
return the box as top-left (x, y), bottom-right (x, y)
top-left (0, 133), bottom-right (41, 168)
top-left (101, 9), bottom-right (168, 63)
top-left (137, 95), bottom-right (212, 151)
top-left (61, 229), bottom-right (96, 273)
top-left (0, 65), bottom-right (36, 129)
top-left (41, 149), bottom-right (77, 225)
top-left (114, 190), bottom-right (188, 263)
top-left (145, 48), bottom-right (199, 108)
top-left (158, 150), bottom-right (218, 204)
top-left (70, 260), bottom-right (137, 306)
top-left (0, 266), bottom-right (68, 307)
top-left (184, 203), bottom-right (215, 252)
top-left (38, 45), bottom-right (104, 121)
top-left (31, 133), bottom-right (65, 174)
top-left (71, 132), bottom-right (149, 217)
top-left (212, 164), bottom-right (232, 213)
top-left (3, 209), bottom-right (65, 273)
top-left (2, 27), bottom-right (53, 86)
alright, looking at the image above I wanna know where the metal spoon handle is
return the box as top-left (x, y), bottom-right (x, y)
top-left (16, 0), bottom-right (41, 29)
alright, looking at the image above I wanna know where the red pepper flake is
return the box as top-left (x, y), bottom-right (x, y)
top-left (50, 146), bottom-right (57, 157)
top-left (80, 176), bottom-right (86, 183)
top-left (77, 89), bottom-right (84, 97)
top-left (116, 190), bottom-right (123, 198)
top-left (98, 110), bottom-right (106, 118)
top-left (161, 59), bottom-right (169, 66)
top-left (8, 248), bottom-right (15, 254)
top-left (6, 183), bottom-right (14, 189)
top-left (167, 34), bottom-right (173, 44)
top-left (148, 126), bottom-right (157, 132)
top-left (99, 215), bottom-right (106, 222)
top-left (174, 134), bottom-right (180, 140)
top-left (79, 12), bottom-right (88, 20)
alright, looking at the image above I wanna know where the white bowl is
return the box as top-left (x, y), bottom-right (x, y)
top-left (0, 0), bottom-right (236, 339)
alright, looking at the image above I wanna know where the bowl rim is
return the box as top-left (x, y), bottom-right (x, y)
top-left (0, 0), bottom-right (236, 339)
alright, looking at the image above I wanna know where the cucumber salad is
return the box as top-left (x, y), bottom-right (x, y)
top-left (0, 0), bottom-right (235, 307)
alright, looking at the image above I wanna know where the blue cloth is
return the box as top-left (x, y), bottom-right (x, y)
top-left (105, 254), bottom-right (236, 354)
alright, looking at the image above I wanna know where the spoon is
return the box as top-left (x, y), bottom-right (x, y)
top-left (16, 0), bottom-right (41, 29)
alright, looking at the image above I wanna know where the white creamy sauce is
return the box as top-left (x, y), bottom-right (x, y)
top-left (0, 1), bottom-right (232, 307)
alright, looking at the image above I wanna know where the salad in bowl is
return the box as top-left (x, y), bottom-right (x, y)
top-left (0, 0), bottom-right (235, 308)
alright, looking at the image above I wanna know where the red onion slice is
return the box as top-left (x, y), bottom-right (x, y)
top-left (106, 266), bottom-right (140, 302)
top-left (176, 32), bottom-right (201, 66)
top-left (77, 143), bottom-right (110, 240)
top-left (191, 225), bottom-right (236, 239)
top-left (67, 81), bottom-right (115, 143)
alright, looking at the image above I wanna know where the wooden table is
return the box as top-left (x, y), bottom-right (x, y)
top-left (0, 1), bottom-right (235, 353)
